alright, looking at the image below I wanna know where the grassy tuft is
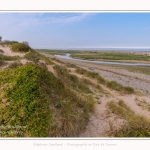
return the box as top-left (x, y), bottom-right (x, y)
top-left (25, 50), bottom-right (53, 65)
top-left (75, 67), bottom-right (105, 84)
top-left (106, 81), bottom-right (134, 94)
top-left (107, 100), bottom-right (150, 137)
top-left (0, 54), bottom-right (20, 61)
top-left (53, 65), bottom-right (92, 94)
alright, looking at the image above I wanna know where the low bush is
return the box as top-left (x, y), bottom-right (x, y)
top-left (11, 43), bottom-right (30, 53)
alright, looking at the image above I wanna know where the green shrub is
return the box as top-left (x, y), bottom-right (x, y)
top-left (0, 63), bottom-right (94, 137)
top-left (11, 43), bottom-right (30, 52)
top-left (106, 81), bottom-right (134, 94)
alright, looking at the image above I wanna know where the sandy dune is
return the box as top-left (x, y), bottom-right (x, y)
top-left (0, 45), bottom-right (25, 57)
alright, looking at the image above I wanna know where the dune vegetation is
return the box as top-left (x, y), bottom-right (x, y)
top-left (0, 41), bottom-right (95, 137)
top-left (1, 40), bottom-right (150, 137)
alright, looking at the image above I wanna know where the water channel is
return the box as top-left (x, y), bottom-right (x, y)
top-left (55, 53), bottom-right (150, 67)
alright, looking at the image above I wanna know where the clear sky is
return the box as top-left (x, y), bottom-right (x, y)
top-left (0, 12), bottom-right (150, 49)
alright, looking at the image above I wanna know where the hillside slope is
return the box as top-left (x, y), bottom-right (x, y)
top-left (0, 44), bottom-right (94, 137)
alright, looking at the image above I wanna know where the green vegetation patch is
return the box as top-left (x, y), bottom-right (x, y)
top-left (0, 64), bottom-right (52, 137)
top-left (125, 66), bottom-right (150, 75)
top-left (0, 63), bottom-right (94, 137)
top-left (53, 65), bottom-right (92, 94)
top-left (36, 49), bottom-right (69, 55)
top-left (70, 51), bottom-right (150, 61)
top-left (106, 81), bottom-right (134, 94)
top-left (75, 67), bottom-right (105, 84)
top-left (25, 50), bottom-right (53, 65)
top-left (0, 53), bottom-right (20, 61)
top-left (11, 43), bottom-right (30, 53)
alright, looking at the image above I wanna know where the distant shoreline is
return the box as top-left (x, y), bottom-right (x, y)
top-left (35, 47), bottom-right (150, 52)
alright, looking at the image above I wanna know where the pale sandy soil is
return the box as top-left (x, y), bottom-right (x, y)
top-left (0, 46), bottom-right (31, 69)
top-left (0, 45), bottom-right (25, 57)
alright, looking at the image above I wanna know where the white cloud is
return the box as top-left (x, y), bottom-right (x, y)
top-left (0, 13), bottom-right (94, 30)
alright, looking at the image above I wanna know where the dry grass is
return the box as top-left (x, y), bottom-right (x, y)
top-left (107, 100), bottom-right (150, 137)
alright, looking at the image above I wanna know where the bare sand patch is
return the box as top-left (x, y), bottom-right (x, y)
top-left (0, 45), bottom-right (25, 57)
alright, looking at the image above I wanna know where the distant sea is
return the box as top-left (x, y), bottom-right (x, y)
top-left (38, 47), bottom-right (150, 52)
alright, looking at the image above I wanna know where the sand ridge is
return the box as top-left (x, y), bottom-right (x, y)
top-left (0, 45), bottom-right (25, 57)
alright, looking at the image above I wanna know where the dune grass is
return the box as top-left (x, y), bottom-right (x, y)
top-left (24, 50), bottom-right (53, 65)
top-left (75, 67), bottom-right (105, 84)
top-left (135, 98), bottom-right (150, 111)
top-left (75, 67), bottom-right (134, 94)
top-left (107, 100), bottom-right (150, 137)
top-left (53, 65), bottom-right (92, 94)
top-left (0, 53), bottom-right (20, 61)
top-left (106, 81), bottom-right (134, 94)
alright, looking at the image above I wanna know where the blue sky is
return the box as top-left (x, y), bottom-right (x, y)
top-left (0, 12), bottom-right (150, 49)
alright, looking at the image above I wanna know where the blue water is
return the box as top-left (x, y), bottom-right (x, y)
top-left (55, 53), bottom-right (150, 67)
